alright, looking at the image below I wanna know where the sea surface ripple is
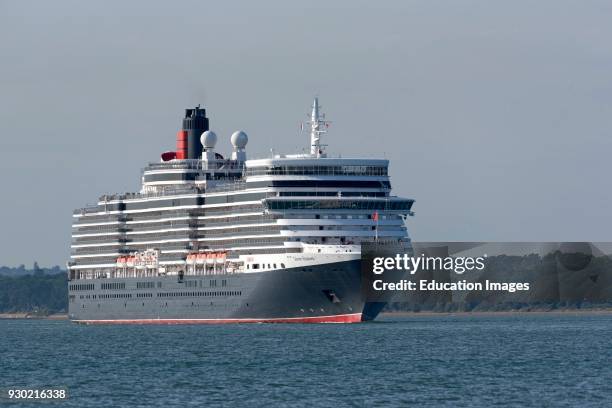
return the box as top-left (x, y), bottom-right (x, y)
top-left (1, 313), bottom-right (611, 407)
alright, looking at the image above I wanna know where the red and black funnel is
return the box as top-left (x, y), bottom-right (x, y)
top-left (179, 105), bottom-right (209, 160)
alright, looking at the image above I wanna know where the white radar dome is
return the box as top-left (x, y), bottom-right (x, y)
top-left (231, 131), bottom-right (248, 149)
top-left (201, 131), bottom-right (217, 149)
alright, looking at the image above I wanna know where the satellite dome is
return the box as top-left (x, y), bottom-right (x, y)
top-left (231, 131), bottom-right (248, 149)
top-left (200, 131), bottom-right (217, 149)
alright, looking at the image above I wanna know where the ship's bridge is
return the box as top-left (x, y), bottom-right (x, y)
top-left (245, 158), bottom-right (389, 177)
top-left (244, 157), bottom-right (392, 192)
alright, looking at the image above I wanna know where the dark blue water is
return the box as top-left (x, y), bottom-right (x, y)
top-left (1, 313), bottom-right (611, 407)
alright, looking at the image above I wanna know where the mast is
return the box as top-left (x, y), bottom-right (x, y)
top-left (308, 97), bottom-right (330, 158)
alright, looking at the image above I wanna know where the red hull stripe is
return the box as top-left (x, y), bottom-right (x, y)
top-left (74, 313), bottom-right (363, 325)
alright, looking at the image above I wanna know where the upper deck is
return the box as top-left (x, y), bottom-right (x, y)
top-left (69, 99), bottom-right (414, 275)
top-left (245, 157), bottom-right (389, 178)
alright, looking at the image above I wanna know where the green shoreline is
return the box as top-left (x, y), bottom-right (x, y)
top-left (0, 313), bottom-right (68, 320)
top-left (382, 309), bottom-right (612, 317)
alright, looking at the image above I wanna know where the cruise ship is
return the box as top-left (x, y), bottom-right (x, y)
top-left (68, 99), bottom-right (414, 323)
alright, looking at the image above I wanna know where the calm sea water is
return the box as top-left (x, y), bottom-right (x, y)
top-left (1, 314), bottom-right (611, 407)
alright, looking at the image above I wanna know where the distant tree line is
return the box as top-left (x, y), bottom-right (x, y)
top-left (0, 269), bottom-right (67, 315)
top-left (0, 262), bottom-right (63, 277)
top-left (386, 252), bottom-right (612, 312)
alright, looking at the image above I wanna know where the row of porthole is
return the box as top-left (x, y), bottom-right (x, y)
top-left (157, 291), bottom-right (242, 297)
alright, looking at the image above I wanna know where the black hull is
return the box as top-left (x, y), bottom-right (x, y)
top-left (69, 260), bottom-right (383, 324)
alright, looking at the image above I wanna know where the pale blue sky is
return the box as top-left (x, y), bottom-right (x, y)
top-left (1, 0), bottom-right (611, 266)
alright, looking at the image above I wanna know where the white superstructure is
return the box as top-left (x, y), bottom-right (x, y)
top-left (68, 99), bottom-right (414, 281)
